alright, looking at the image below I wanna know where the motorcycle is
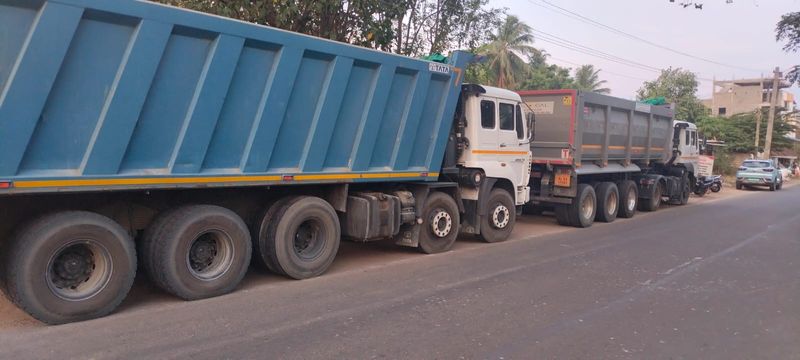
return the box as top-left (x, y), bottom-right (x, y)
top-left (708, 175), bottom-right (723, 193)
top-left (694, 175), bottom-right (722, 196)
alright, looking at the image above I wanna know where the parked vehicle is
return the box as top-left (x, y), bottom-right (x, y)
top-left (0, 0), bottom-right (533, 324)
top-left (736, 160), bottom-right (783, 191)
top-left (708, 175), bottom-right (723, 193)
top-left (518, 91), bottom-right (700, 228)
top-left (694, 175), bottom-right (722, 196)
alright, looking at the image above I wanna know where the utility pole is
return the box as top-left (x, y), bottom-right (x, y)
top-left (754, 77), bottom-right (763, 152)
top-left (763, 67), bottom-right (782, 160)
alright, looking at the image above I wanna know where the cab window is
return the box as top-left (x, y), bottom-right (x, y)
top-left (515, 105), bottom-right (524, 139)
top-left (499, 103), bottom-right (514, 131)
top-left (691, 131), bottom-right (697, 146)
top-left (480, 100), bottom-right (495, 129)
top-left (685, 130), bottom-right (690, 145)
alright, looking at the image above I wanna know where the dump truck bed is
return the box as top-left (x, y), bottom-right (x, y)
top-left (518, 90), bottom-right (674, 173)
top-left (0, 0), bottom-right (468, 194)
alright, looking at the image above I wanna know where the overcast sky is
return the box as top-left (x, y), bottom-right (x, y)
top-left (496, 0), bottom-right (800, 100)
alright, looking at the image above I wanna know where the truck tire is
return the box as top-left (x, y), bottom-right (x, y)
top-left (418, 192), bottom-right (460, 254)
top-left (677, 178), bottom-right (690, 205)
top-left (595, 182), bottom-right (619, 223)
top-left (259, 196), bottom-right (340, 279)
top-left (250, 196), bottom-right (297, 274)
top-left (554, 205), bottom-right (572, 226)
top-left (639, 182), bottom-right (662, 212)
top-left (617, 180), bottom-right (638, 219)
top-left (1, 211), bottom-right (136, 324)
top-left (479, 188), bottom-right (516, 243)
top-left (565, 184), bottom-right (596, 228)
top-left (140, 205), bottom-right (251, 300)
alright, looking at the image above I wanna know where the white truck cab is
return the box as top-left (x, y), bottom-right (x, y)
top-left (459, 85), bottom-right (532, 205)
top-left (673, 120), bottom-right (699, 170)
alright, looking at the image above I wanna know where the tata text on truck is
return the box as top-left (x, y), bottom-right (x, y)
top-left (0, 0), bottom-right (532, 324)
top-left (519, 90), bottom-right (700, 227)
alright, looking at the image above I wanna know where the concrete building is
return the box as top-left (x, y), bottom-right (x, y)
top-left (701, 77), bottom-right (792, 117)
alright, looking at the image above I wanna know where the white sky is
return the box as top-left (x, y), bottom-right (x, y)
top-left (496, 0), bottom-right (800, 100)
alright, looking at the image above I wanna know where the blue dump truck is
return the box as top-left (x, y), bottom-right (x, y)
top-left (0, 0), bottom-right (533, 323)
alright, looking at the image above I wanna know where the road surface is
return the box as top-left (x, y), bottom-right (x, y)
top-left (0, 185), bottom-right (798, 359)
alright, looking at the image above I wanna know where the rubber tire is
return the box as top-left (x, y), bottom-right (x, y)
top-left (595, 182), bottom-right (619, 223)
top-left (140, 205), bottom-right (251, 300)
top-left (735, 183), bottom-right (743, 190)
top-left (418, 192), bottom-right (460, 254)
top-left (250, 196), bottom-right (296, 274)
top-left (776, 181), bottom-right (782, 190)
top-left (260, 196), bottom-right (340, 279)
top-left (1, 211), bottom-right (136, 325)
top-left (769, 183), bottom-right (776, 191)
top-left (639, 182), bottom-right (662, 212)
top-left (678, 179), bottom-right (690, 205)
top-left (554, 205), bottom-right (572, 226)
top-left (617, 180), bottom-right (638, 219)
top-left (566, 184), bottom-right (596, 228)
top-left (479, 188), bottom-right (516, 243)
top-left (710, 183), bottom-right (721, 193)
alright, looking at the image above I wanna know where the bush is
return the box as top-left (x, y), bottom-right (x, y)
top-left (713, 148), bottom-right (737, 176)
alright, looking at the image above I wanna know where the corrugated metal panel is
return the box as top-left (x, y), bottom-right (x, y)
top-left (0, 0), bottom-right (469, 193)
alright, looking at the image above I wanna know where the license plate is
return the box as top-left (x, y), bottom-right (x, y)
top-left (555, 172), bottom-right (571, 187)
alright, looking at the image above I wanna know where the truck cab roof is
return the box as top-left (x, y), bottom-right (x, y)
top-left (464, 84), bottom-right (523, 102)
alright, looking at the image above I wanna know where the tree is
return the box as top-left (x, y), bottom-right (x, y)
top-left (637, 68), bottom-right (708, 123)
top-left (480, 15), bottom-right (536, 89)
top-left (573, 65), bottom-right (610, 94)
top-left (776, 11), bottom-right (800, 85)
top-left (696, 110), bottom-right (797, 153)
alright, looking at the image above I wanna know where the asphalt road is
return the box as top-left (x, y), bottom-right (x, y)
top-left (0, 185), bottom-right (798, 359)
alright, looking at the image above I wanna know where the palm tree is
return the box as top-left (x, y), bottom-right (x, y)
top-left (574, 65), bottom-right (611, 94)
top-left (482, 16), bottom-right (536, 89)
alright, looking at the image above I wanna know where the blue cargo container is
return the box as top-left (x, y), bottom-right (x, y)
top-left (0, 0), bottom-right (468, 194)
top-left (0, 0), bottom-right (533, 325)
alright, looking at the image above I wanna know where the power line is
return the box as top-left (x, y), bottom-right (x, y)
top-left (547, 57), bottom-right (651, 82)
top-left (527, 0), bottom-right (766, 74)
top-left (529, 27), bottom-right (716, 82)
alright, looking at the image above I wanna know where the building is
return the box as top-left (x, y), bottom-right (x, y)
top-left (701, 77), bottom-right (792, 117)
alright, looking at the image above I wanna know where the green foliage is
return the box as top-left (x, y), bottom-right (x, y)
top-left (776, 12), bottom-right (800, 85)
top-left (573, 64), bottom-right (610, 94)
top-left (519, 63), bottom-right (574, 90)
top-left (153, 0), bottom-right (503, 57)
top-left (478, 15), bottom-right (536, 89)
top-left (637, 68), bottom-right (708, 123)
top-left (711, 147), bottom-right (737, 176)
top-left (696, 110), bottom-right (798, 154)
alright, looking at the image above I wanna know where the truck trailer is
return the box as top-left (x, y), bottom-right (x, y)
top-left (0, 0), bottom-right (532, 324)
top-left (519, 90), bottom-right (700, 228)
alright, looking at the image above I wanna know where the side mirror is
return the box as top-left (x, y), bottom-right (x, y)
top-left (526, 112), bottom-right (535, 141)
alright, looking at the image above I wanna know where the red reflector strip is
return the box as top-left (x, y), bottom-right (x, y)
top-left (282, 175), bottom-right (294, 181)
top-left (0, 181), bottom-right (12, 189)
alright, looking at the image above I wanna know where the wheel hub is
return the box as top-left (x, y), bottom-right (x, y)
top-left (189, 236), bottom-right (218, 272)
top-left (47, 241), bottom-right (112, 301)
top-left (431, 210), bottom-right (452, 238)
top-left (581, 194), bottom-right (595, 219)
top-left (293, 220), bottom-right (323, 260)
top-left (491, 205), bottom-right (510, 229)
top-left (186, 231), bottom-right (234, 281)
top-left (627, 188), bottom-right (636, 211)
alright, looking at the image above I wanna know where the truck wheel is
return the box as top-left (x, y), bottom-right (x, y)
top-left (141, 205), bottom-right (251, 300)
top-left (554, 205), bottom-right (572, 226)
top-left (480, 188), bottom-right (516, 243)
top-left (418, 192), bottom-right (460, 254)
top-left (617, 180), bottom-right (638, 219)
top-left (639, 183), bottom-right (662, 212)
top-left (595, 182), bottom-right (619, 223)
top-left (250, 197), bottom-right (296, 274)
top-left (2, 211), bottom-right (136, 324)
top-left (259, 196), bottom-right (340, 279)
top-left (566, 184), bottom-right (596, 228)
top-left (678, 180), bottom-right (690, 205)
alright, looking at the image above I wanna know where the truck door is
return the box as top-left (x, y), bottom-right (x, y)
top-left (478, 99), bottom-right (499, 156)
top-left (497, 101), bottom-right (531, 196)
